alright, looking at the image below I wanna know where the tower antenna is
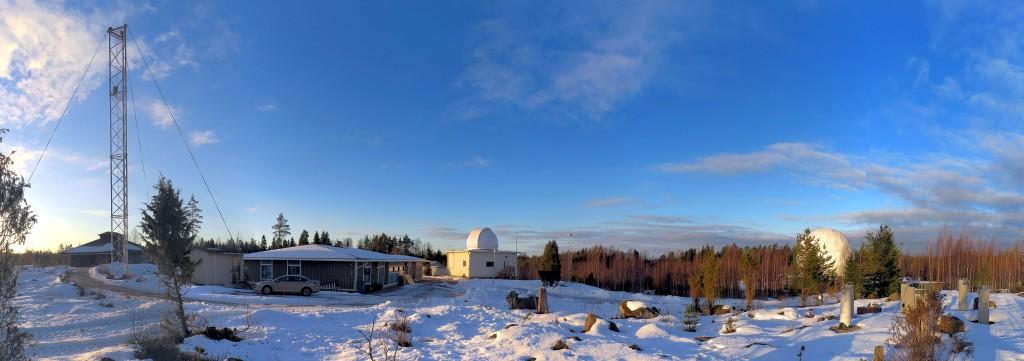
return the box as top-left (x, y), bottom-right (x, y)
top-left (108, 24), bottom-right (129, 275)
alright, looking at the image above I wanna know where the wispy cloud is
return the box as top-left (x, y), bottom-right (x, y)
top-left (144, 99), bottom-right (182, 129)
top-left (585, 197), bottom-right (637, 208)
top-left (0, 143), bottom-right (105, 176)
top-left (447, 156), bottom-right (491, 168)
top-left (189, 130), bottom-right (219, 145)
top-left (256, 102), bottom-right (277, 112)
top-left (455, 2), bottom-right (705, 120)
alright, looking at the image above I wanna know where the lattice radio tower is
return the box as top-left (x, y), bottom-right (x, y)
top-left (108, 24), bottom-right (129, 275)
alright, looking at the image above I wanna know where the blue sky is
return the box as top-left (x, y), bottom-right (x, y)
top-left (3, 0), bottom-right (1024, 254)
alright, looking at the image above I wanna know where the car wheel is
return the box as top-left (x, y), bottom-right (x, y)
top-left (301, 287), bottom-right (312, 296)
top-left (262, 286), bottom-right (273, 295)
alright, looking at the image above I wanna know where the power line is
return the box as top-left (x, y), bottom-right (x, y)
top-left (128, 31), bottom-right (235, 241)
top-left (28, 39), bottom-right (104, 183)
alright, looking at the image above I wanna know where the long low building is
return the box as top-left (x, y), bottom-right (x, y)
top-left (242, 245), bottom-right (425, 293)
top-left (61, 232), bottom-right (145, 267)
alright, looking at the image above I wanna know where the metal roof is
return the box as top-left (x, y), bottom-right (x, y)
top-left (242, 244), bottom-right (424, 262)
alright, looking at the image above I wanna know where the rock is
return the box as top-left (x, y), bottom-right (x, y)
top-left (551, 339), bottom-right (569, 351)
top-left (857, 304), bottom-right (882, 314)
top-left (568, 335), bottom-right (581, 341)
top-left (710, 305), bottom-right (730, 315)
top-left (629, 344), bottom-right (642, 351)
top-left (608, 321), bottom-right (620, 332)
top-left (506, 291), bottom-right (537, 310)
top-left (938, 315), bottom-right (965, 335)
top-left (619, 300), bottom-right (660, 319)
top-left (583, 314), bottom-right (599, 333)
top-left (990, 300), bottom-right (997, 308)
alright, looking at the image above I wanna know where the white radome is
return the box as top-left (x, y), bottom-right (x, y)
top-left (466, 227), bottom-right (499, 250)
top-left (808, 228), bottom-right (853, 275)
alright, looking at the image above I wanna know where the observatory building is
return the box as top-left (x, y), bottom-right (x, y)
top-left (447, 227), bottom-right (519, 279)
top-left (808, 228), bottom-right (853, 275)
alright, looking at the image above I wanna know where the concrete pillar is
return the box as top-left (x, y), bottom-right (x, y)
top-left (537, 287), bottom-right (549, 314)
top-left (840, 283), bottom-right (854, 327)
top-left (901, 283), bottom-right (915, 310)
top-left (957, 279), bottom-right (969, 311)
top-left (978, 285), bottom-right (990, 324)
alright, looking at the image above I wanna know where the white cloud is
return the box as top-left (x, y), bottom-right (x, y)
top-left (256, 102), bottom-right (276, 112)
top-left (189, 130), bottom-right (219, 145)
top-left (0, 142), bottom-right (105, 176)
top-left (455, 2), bottom-right (703, 120)
top-left (144, 99), bottom-right (181, 129)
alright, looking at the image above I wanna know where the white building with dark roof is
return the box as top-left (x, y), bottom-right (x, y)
top-left (446, 227), bottom-right (518, 279)
top-left (242, 245), bottom-right (425, 293)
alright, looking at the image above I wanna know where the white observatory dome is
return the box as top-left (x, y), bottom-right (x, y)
top-left (808, 228), bottom-right (853, 276)
top-left (466, 227), bottom-right (499, 250)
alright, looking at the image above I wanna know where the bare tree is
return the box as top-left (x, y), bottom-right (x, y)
top-left (0, 129), bottom-right (35, 361)
top-left (889, 292), bottom-right (971, 361)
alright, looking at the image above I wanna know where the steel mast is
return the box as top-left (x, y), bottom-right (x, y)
top-left (108, 24), bottom-right (129, 275)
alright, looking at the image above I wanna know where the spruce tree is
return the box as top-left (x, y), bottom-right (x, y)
top-left (864, 225), bottom-right (900, 297)
top-left (321, 231), bottom-right (331, 246)
top-left (298, 230), bottom-right (310, 245)
top-left (790, 229), bottom-right (835, 307)
top-left (139, 177), bottom-right (200, 339)
top-left (260, 235), bottom-right (268, 251)
top-left (0, 129), bottom-right (34, 361)
top-left (539, 240), bottom-right (562, 286)
top-left (313, 231), bottom-right (321, 245)
top-left (682, 303), bottom-right (699, 332)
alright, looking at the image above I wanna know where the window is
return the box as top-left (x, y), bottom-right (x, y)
top-left (287, 260), bottom-right (301, 275)
top-left (260, 260), bottom-right (273, 281)
top-left (362, 266), bottom-right (371, 284)
top-left (486, 261), bottom-right (494, 267)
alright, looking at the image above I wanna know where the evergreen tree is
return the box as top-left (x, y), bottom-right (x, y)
top-left (739, 248), bottom-right (760, 310)
top-left (313, 231), bottom-right (321, 245)
top-left (298, 230), bottom-right (310, 245)
top-left (789, 228), bottom-right (835, 307)
top-left (846, 225), bottom-right (900, 298)
top-left (538, 240), bottom-right (562, 286)
top-left (0, 129), bottom-right (35, 361)
top-left (139, 177), bottom-right (200, 339)
top-left (260, 235), bottom-right (268, 251)
top-left (682, 303), bottom-right (699, 332)
top-left (699, 245), bottom-right (721, 314)
top-left (321, 231), bottom-right (331, 246)
top-left (271, 213), bottom-right (291, 247)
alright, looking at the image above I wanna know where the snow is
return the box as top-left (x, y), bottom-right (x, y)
top-left (243, 244), bottom-right (423, 262)
top-left (15, 265), bottom-right (1024, 360)
top-left (626, 300), bottom-right (649, 311)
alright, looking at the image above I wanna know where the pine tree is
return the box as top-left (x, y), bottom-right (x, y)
top-left (313, 231), bottom-right (321, 245)
top-left (321, 231), bottom-right (331, 246)
top-left (140, 177), bottom-right (200, 339)
top-left (260, 235), bottom-right (268, 251)
top-left (0, 129), bottom-right (35, 361)
top-left (739, 248), bottom-right (759, 310)
top-left (539, 240), bottom-right (562, 286)
top-left (699, 245), bottom-right (721, 314)
top-left (298, 230), bottom-right (310, 245)
top-left (272, 213), bottom-right (291, 247)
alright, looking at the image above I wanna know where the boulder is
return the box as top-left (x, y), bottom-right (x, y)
top-left (857, 303), bottom-right (882, 314)
top-left (506, 291), bottom-right (537, 310)
top-left (619, 300), bottom-right (660, 319)
top-left (938, 315), bottom-right (965, 335)
top-left (583, 314), bottom-right (599, 333)
top-left (710, 305), bottom-right (730, 315)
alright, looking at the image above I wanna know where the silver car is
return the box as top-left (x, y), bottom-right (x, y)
top-left (254, 275), bottom-right (321, 296)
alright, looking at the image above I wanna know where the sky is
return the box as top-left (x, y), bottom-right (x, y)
top-left (3, 0), bottom-right (1024, 254)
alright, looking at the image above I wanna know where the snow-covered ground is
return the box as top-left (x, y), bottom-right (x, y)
top-left (15, 265), bottom-right (1024, 360)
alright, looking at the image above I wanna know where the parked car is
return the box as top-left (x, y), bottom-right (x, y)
top-left (254, 275), bottom-right (321, 296)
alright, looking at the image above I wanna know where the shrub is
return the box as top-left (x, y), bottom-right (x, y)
top-left (889, 291), bottom-right (972, 361)
top-left (682, 304), bottom-right (699, 332)
top-left (723, 317), bottom-right (737, 334)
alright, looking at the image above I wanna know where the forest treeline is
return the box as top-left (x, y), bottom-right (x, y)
top-left (518, 226), bottom-right (1024, 299)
